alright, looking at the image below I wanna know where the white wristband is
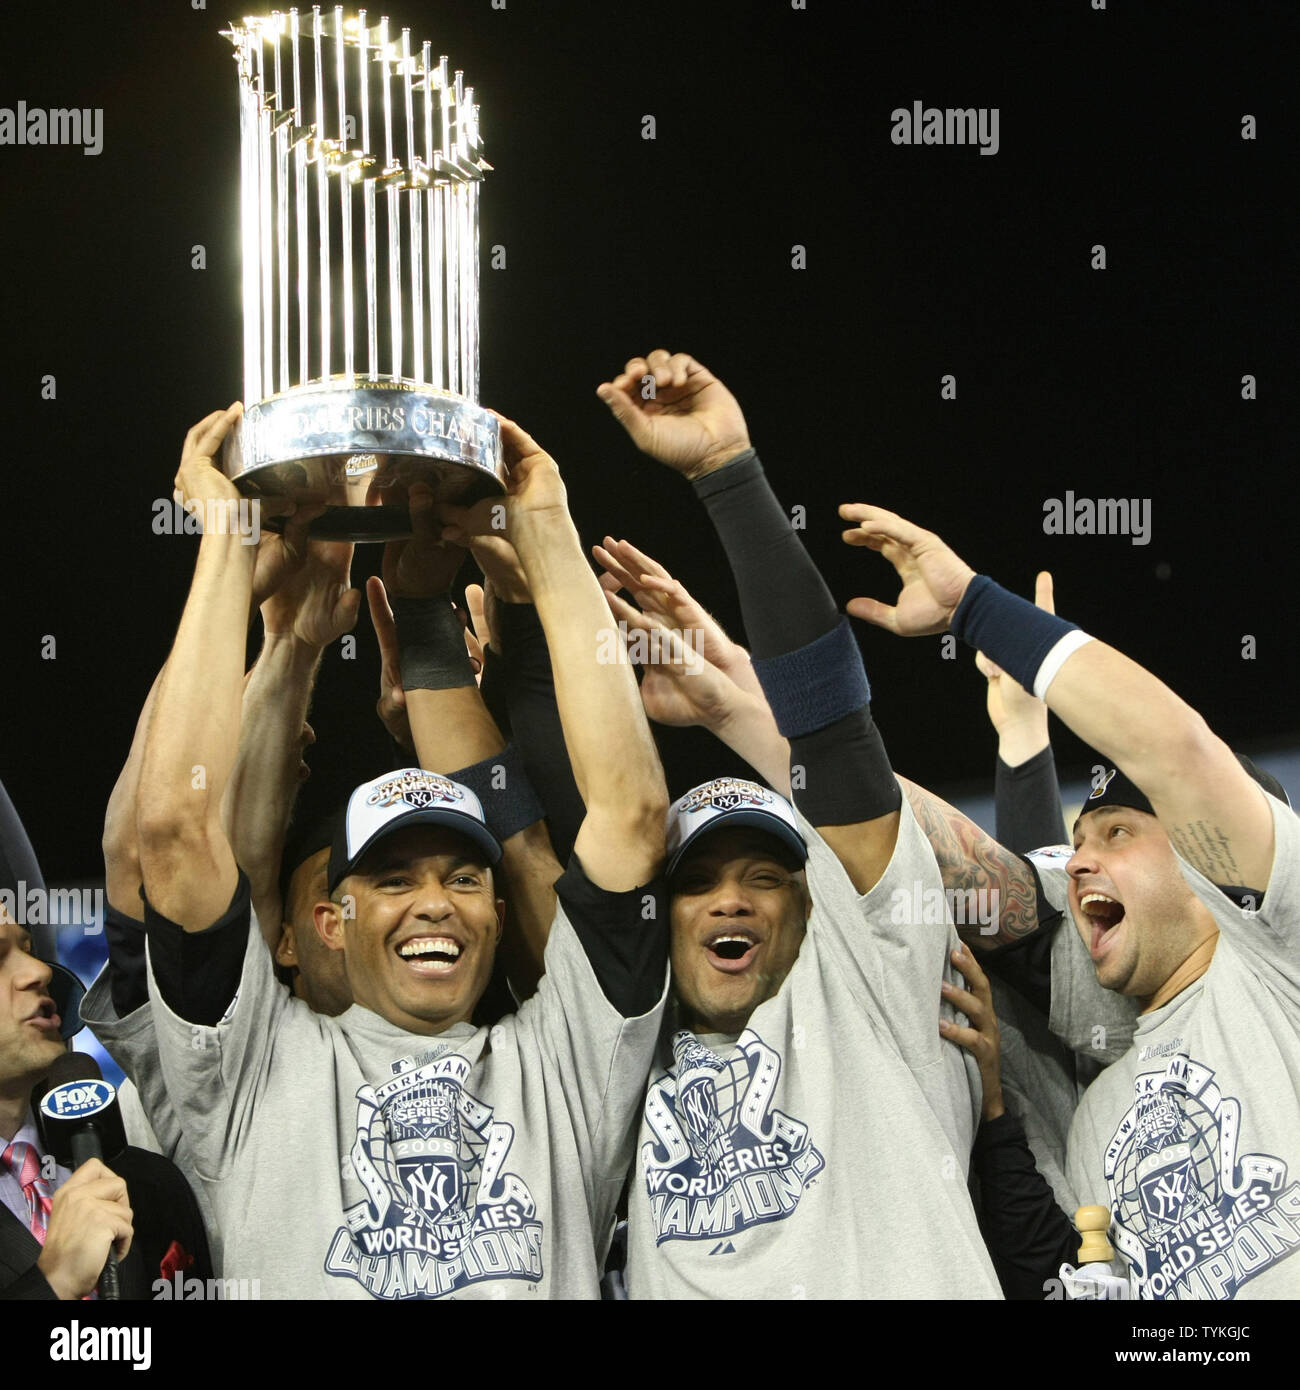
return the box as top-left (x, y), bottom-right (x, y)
top-left (1033, 630), bottom-right (1095, 701)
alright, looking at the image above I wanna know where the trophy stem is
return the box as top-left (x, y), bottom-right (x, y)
top-left (256, 43), bottom-right (274, 399)
top-left (423, 41), bottom-right (443, 389)
top-left (403, 29), bottom-right (424, 388)
top-left (274, 28), bottom-right (290, 394)
top-left (337, 5), bottom-right (354, 380)
top-left (313, 7), bottom-right (331, 381)
top-left (441, 61), bottom-right (458, 395)
top-left (380, 19), bottom-right (402, 382)
top-left (359, 13), bottom-right (378, 377)
top-left (292, 11), bottom-right (309, 387)
top-left (238, 63), bottom-right (262, 404)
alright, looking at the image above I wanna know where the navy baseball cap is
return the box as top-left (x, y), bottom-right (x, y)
top-left (328, 769), bottom-right (503, 893)
top-left (666, 777), bottom-right (807, 875)
top-left (1079, 752), bottom-right (1291, 822)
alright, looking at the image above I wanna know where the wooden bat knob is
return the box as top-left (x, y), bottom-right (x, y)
top-left (1075, 1204), bottom-right (1114, 1264)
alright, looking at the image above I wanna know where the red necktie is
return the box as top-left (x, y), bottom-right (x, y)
top-left (2, 1140), bottom-right (53, 1244)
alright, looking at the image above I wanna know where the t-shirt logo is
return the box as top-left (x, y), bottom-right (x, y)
top-left (324, 1054), bottom-right (544, 1298)
top-left (1104, 1054), bottom-right (1300, 1300)
top-left (641, 1030), bottom-right (824, 1245)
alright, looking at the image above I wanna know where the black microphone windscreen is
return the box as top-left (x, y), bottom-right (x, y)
top-left (44, 1050), bottom-right (104, 1088)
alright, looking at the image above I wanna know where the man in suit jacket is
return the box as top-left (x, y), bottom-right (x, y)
top-left (0, 911), bottom-right (211, 1299)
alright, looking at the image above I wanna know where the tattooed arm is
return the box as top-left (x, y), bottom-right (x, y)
top-left (899, 777), bottom-right (1044, 953)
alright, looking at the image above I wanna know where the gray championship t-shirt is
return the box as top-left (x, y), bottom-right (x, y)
top-left (626, 796), bottom-right (1002, 1299)
top-left (81, 968), bottom-right (221, 1256)
top-left (112, 873), bottom-right (666, 1300)
top-left (1065, 792), bottom-right (1300, 1300)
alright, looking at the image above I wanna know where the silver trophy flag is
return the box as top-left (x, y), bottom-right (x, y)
top-left (221, 8), bottom-right (499, 540)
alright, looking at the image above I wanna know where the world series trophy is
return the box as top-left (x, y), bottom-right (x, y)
top-left (221, 8), bottom-right (501, 540)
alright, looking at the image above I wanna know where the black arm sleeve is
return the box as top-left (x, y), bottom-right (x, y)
top-left (495, 601), bottom-right (586, 863)
top-left (105, 903), bottom-right (149, 1017)
top-left (692, 452), bottom-right (901, 825)
top-left (973, 1110), bottom-right (1078, 1300)
top-left (555, 853), bottom-right (668, 1018)
top-left (143, 872), bottom-right (253, 1027)
top-left (994, 747), bottom-right (1069, 853)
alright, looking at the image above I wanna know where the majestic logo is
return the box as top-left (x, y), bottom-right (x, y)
top-left (366, 771), bottom-right (465, 811)
top-left (678, 779), bottom-right (775, 817)
top-left (325, 1054), bottom-right (543, 1298)
top-left (1104, 1055), bottom-right (1300, 1300)
top-left (642, 1030), bottom-right (824, 1245)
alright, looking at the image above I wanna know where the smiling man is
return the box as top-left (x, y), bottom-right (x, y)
top-left (119, 406), bottom-right (669, 1300)
top-left (599, 351), bottom-right (1001, 1299)
top-left (841, 501), bottom-right (1300, 1301)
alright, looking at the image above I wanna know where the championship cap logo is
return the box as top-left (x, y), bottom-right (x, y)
top-left (666, 777), bottom-right (806, 874)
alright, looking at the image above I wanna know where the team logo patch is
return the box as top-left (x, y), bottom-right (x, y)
top-left (1089, 767), bottom-right (1118, 800)
top-left (325, 1055), bottom-right (543, 1299)
top-left (641, 1030), bottom-right (824, 1245)
top-left (1104, 1054), bottom-right (1300, 1300)
top-left (366, 771), bottom-right (465, 811)
top-left (678, 778), bottom-right (774, 817)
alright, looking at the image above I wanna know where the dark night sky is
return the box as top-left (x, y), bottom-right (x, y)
top-left (2, 0), bottom-right (1296, 879)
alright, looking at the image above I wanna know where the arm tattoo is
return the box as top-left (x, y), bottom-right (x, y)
top-left (902, 783), bottom-right (1041, 952)
top-left (1166, 820), bottom-right (1244, 887)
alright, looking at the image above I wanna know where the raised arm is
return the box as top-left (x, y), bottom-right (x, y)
top-left (224, 537), bottom-right (360, 942)
top-left (446, 417), bottom-right (668, 890)
top-left (977, 571), bottom-right (1069, 852)
top-left (374, 486), bottom-right (557, 996)
top-left (591, 534), bottom-right (1046, 952)
top-left (841, 504), bottom-right (1277, 889)
top-left (135, 406), bottom-right (260, 930)
top-left (597, 350), bottom-right (898, 894)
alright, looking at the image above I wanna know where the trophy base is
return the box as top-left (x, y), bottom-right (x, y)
top-left (223, 381), bottom-right (504, 543)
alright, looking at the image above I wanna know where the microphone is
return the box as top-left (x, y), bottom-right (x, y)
top-left (37, 1052), bottom-right (128, 1300)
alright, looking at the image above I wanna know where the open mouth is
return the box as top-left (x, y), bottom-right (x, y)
top-left (704, 930), bottom-right (760, 974)
top-left (28, 998), bottom-right (61, 1033)
top-left (1080, 892), bottom-right (1125, 957)
top-left (395, 936), bottom-right (464, 977)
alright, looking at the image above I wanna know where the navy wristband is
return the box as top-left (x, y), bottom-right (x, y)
top-left (949, 576), bottom-right (1080, 695)
top-left (751, 618), bottom-right (872, 739)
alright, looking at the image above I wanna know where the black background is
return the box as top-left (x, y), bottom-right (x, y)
top-left (2, 0), bottom-right (1296, 878)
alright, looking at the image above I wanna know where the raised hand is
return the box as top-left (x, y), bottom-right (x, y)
top-left (839, 503), bottom-right (977, 636)
top-left (591, 535), bottom-right (762, 699)
top-left (602, 587), bottom-right (740, 730)
top-left (383, 483), bottom-right (468, 599)
top-left (365, 575), bottom-right (411, 750)
top-left (439, 416), bottom-right (569, 542)
top-left (173, 404), bottom-right (244, 510)
top-left (976, 571), bottom-right (1054, 762)
top-left (260, 538), bottom-right (361, 648)
top-left (596, 350), bottom-right (751, 480)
